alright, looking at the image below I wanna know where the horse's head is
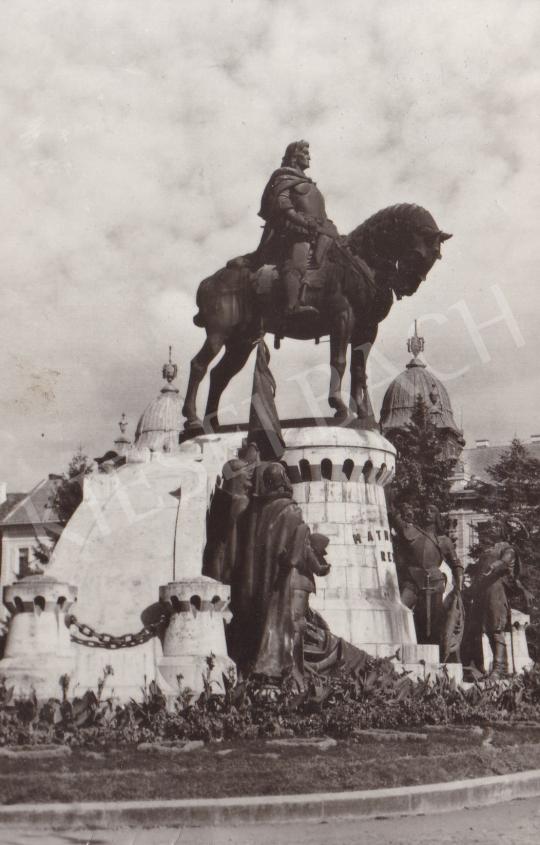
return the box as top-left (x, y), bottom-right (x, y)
top-left (347, 204), bottom-right (452, 300)
top-left (392, 206), bottom-right (452, 298)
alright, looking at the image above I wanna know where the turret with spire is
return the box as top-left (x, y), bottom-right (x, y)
top-left (114, 413), bottom-right (131, 456)
top-left (134, 348), bottom-right (183, 453)
top-left (380, 321), bottom-right (465, 460)
top-left (406, 319), bottom-right (425, 367)
top-left (162, 346), bottom-right (178, 390)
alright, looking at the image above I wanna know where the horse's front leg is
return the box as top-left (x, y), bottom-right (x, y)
top-left (204, 337), bottom-right (256, 431)
top-left (182, 332), bottom-right (225, 431)
top-left (350, 327), bottom-right (377, 427)
top-left (328, 303), bottom-right (354, 419)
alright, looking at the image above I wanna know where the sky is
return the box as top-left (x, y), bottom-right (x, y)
top-left (1, 0), bottom-right (539, 491)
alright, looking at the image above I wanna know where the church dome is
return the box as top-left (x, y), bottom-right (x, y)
top-left (134, 348), bottom-right (183, 453)
top-left (380, 324), bottom-right (464, 453)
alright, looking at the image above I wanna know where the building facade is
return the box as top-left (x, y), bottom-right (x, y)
top-left (0, 476), bottom-right (62, 588)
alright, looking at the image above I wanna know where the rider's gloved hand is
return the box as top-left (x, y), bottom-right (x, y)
top-left (285, 210), bottom-right (317, 238)
top-left (304, 215), bottom-right (319, 238)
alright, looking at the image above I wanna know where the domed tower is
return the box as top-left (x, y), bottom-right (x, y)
top-left (380, 323), bottom-right (465, 460)
top-left (134, 348), bottom-right (183, 453)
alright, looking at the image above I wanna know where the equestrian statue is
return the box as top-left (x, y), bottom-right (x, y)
top-left (182, 140), bottom-right (452, 431)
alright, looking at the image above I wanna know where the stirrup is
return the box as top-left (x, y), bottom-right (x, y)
top-left (285, 304), bottom-right (319, 316)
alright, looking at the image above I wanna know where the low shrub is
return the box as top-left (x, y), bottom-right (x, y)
top-left (2, 656), bottom-right (540, 749)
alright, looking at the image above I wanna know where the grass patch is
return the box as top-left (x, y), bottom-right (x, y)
top-left (2, 727), bottom-right (540, 804)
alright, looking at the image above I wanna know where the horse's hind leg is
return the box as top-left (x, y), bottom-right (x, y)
top-left (350, 326), bottom-right (377, 426)
top-left (328, 302), bottom-right (354, 419)
top-left (182, 332), bottom-right (225, 430)
top-left (204, 338), bottom-right (255, 430)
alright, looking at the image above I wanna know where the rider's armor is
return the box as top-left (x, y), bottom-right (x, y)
top-left (279, 178), bottom-right (327, 229)
top-left (255, 167), bottom-right (338, 315)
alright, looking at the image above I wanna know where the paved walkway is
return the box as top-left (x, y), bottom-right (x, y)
top-left (2, 796), bottom-right (540, 845)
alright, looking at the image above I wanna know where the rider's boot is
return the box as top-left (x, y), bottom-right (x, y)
top-left (313, 233), bottom-right (333, 267)
top-left (284, 269), bottom-right (319, 316)
top-left (291, 630), bottom-right (306, 692)
top-left (489, 637), bottom-right (507, 679)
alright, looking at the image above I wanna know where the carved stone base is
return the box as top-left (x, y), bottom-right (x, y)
top-left (43, 441), bottom-right (234, 702)
top-left (157, 577), bottom-right (235, 698)
top-left (0, 655), bottom-right (76, 700)
top-left (280, 426), bottom-right (417, 658)
top-left (0, 576), bottom-right (77, 698)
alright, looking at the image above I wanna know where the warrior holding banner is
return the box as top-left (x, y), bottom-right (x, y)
top-left (390, 502), bottom-right (464, 656)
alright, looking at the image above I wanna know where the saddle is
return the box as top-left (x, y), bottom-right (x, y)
top-left (252, 263), bottom-right (325, 297)
top-left (224, 253), bottom-right (327, 339)
top-left (224, 236), bottom-right (374, 343)
top-left (226, 243), bottom-right (330, 295)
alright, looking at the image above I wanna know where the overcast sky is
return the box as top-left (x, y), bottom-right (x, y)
top-left (1, 0), bottom-right (539, 491)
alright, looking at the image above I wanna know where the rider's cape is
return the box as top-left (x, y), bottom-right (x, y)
top-left (258, 167), bottom-right (314, 222)
top-left (255, 168), bottom-right (315, 267)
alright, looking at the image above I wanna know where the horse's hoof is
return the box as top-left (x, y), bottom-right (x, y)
top-left (183, 417), bottom-right (204, 433)
top-left (333, 408), bottom-right (356, 423)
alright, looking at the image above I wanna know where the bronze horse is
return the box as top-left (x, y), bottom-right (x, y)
top-left (182, 204), bottom-right (451, 430)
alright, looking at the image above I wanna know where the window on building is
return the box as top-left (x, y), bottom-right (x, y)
top-left (18, 548), bottom-right (30, 579)
top-left (471, 520), bottom-right (491, 548)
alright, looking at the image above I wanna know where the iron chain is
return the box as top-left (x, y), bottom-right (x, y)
top-left (68, 612), bottom-right (169, 649)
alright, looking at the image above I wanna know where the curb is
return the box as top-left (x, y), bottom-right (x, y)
top-left (2, 769), bottom-right (540, 829)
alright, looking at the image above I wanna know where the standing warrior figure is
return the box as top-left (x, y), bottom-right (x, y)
top-left (254, 139), bottom-right (338, 317)
top-left (391, 503), bottom-right (464, 653)
top-left (467, 519), bottom-right (530, 678)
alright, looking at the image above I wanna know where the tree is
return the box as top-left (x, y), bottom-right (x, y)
top-left (31, 448), bottom-right (93, 566)
top-left (53, 448), bottom-right (93, 526)
top-left (470, 438), bottom-right (540, 557)
top-left (385, 395), bottom-right (458, 519)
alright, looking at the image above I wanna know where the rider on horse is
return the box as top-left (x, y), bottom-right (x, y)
top-left (185, 137), bottom-right (452, 432)
top-left (253, 140), bottom-right (338, 318)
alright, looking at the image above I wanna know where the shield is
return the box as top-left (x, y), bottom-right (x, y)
top-left (441, 588), bottom-right (465, 662)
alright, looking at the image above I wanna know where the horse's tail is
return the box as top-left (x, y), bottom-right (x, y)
top-left (193, 275), bottom-right (212, 326)
top-left (193, 266), bottom-right (253, 330)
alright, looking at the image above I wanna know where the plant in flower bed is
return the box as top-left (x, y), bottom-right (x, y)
top-left (2, 655), bottom-right (540, 750)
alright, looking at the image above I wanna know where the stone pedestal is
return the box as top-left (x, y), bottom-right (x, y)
top-left (0, 576), bottom-right (77, 698)
top-left (42, 437), bottom-right (238, 701)
top-left (0, 423), bottom-right (470, 700)
top-left (157, 577), bottom-right (235, 697)
top-left (280, 425), bottom-right (438, 671)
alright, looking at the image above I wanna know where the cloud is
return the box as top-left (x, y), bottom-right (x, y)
top-left (1, 0), bottom-right (539, 488)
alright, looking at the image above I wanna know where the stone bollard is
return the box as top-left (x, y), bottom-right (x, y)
top-left (156, 577), bottom-right (236, 699)
top-left (0, 575), bottom-right (78, 698)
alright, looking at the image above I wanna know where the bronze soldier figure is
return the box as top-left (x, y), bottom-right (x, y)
top-left (255, 139), bottom-right (338, 317)
top-left (466, 519), bottom-right (530, 678)
top-left (391, 502), bottom-right (464, 651)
